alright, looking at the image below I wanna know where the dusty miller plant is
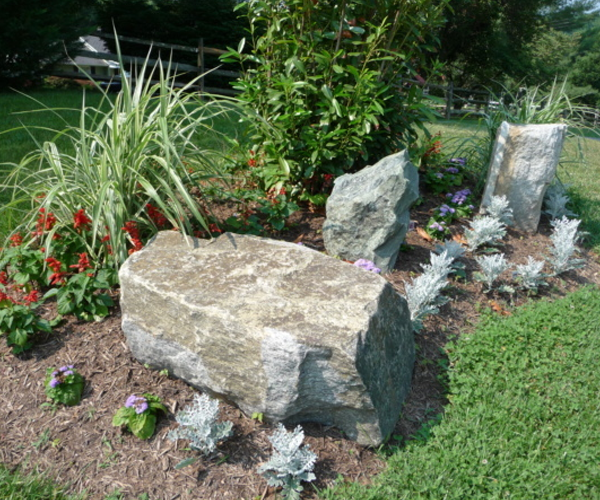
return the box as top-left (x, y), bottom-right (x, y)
top-left (483, 195), bottom-right (514, 226)
top-left (168, 393), bottom-right (233, 467)
top-left (547, 217), bottom-right (585, 276)
top-left (543, 182), bottom-right (577, 220)
top-left (464, 216), bottom-right (507, 252)
top-left (404, 250), bottom-right (455, 332)
top-left (258, 424), bottom-right (317, 500)
top-left (474, 253), bottom-right (510, 292)
top-left (513, 256), bottom-right (547, 292)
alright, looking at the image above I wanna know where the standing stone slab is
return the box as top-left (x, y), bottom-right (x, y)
top-left (322, 150), bottom-right (419, 274)
top-left (119, 231), bottom-right (415, 445)
top-left (481, 121), bottom-right (568, 232)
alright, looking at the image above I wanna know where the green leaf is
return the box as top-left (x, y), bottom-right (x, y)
top-left (175, 457), bottom-right (198, 470)
top-left (130, 412), bottom-right (157, 440)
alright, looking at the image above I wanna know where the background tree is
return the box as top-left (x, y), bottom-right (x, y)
top-left (0, 0), bottom-right (95, 88)
top-left (437, 0), bottom-right (596, 88)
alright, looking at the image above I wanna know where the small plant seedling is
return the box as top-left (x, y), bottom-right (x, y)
top-left (44, 365), bottom-right (85, 406)
top-left (252, 412), bottom-right (265, 423)
top-left (32, 429), bottom-right (51, 450)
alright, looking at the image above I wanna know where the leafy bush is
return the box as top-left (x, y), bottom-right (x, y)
top-left (481, 194), bottom-right (513, 226)
top-left (112, 393), bottom-right (167, 440)
top-left (513, 256), bottom-right (547, 292)
top-left (223, 0), bottom-right (447, 198)
top-left (258, 424), bottom-right (317, 500)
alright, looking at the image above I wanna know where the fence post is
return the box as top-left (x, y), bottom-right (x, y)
top-left (445, 81), bottom-right (454, 120)
top-left (197, 38), bottom-right (205, 94)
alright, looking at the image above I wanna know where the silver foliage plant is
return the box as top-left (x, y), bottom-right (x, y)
top-left (474, 253), bottom-right (510, 292)
top-left (483, 195), bottom-right (514, 226)
top-left (547, 216), bottom-right (585, 275)
top-left (543, 183), bottom-right (577, 220)
top-left (464, 215), bottom-right (507, 252)
top-left (434, 239), bottom-right (466, 261)
top-left (513, 256), bottom-right (547, 292)
top-left (168, 393), bottom-right (233, 456)
top-left (258, 424), bottom-right (317, 500)
top-left (404, 250), bottom-right (455, 332)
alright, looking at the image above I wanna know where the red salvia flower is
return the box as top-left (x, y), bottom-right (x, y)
top-left (32, 208), bottom-right (57, 237)
top-left (122, 221), bottom-right (144, 254)
top-left (45, 257), bottom-right (63, 273)
top-left (0, 271), bottom-right (8, 285)
top-left (73, 209), bottom-right (92, 231)
top-left (49, 272), bottom-right (67, 286)
top-left (0, 291), bottom-right (14, 303)
top-left (23, 290), bottom-right (40, 305)
top-left (69, 253), bottom-right (92, 273)
top-left (146, 204), bottom-right (168, 228)
top-left (9, 233), bottom-right (23, 247)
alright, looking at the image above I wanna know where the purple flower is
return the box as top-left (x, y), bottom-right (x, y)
top-left (446, 193), bottom-right (453, 198)
top-left (438, 204), bottom-right (456, 216)
top-left (125, 395), bottom-right (149, 414)
top-left (49, 378), bottom-right (61, 388)
top-left (429, 222), bottom-right (445, 232)
top-left (449, 157), bottom-right (467, 166)
top-left (435, 172), bottom-right (444, 179)
top-left (445, 167), bottom-right (459, 174)
top-left (354, 259), bottom-right (381, 274)
top-left (63, 370), bottom-right (74, 376)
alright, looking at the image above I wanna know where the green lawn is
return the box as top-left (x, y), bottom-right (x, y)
top-left (325, 286), bottom-right (600, 499)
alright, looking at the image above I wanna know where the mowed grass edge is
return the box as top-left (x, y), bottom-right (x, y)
top-left (323, 285), bottom-right (600, 499)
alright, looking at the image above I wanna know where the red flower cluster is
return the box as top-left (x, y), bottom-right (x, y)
top-left (208, 223), bottom-right (222, 235)
top-left (122, 221), bottom-right (144, 254)
top-left (45, 257), bottom-right (66, 286)
top-left (22, 290), bottom-right (40, 305)
top-left (73, 209), bottom-right (92, 231)
top-left (146, 204), bottom-right (168, 228)
top-left (0, 291), bottom-right (14, 304)
top-left (9, 233), bottom-right (23, 247)
top-left (0, 271), bottom-right (8, 286)
top-left (69, 253), bottom-right (92, 273)
top-left (32, 208), bottom-right (57, 237)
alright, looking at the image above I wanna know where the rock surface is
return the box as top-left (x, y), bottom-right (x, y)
top-left (322, 150), bottom-right (419, 273)
top-left (481, 121), bottom-right (568, 232)
top-left (119, 231), bottom-right (415, 445)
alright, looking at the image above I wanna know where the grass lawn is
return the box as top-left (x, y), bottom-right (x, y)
top-left (324, 286), bottom-right (600, 499)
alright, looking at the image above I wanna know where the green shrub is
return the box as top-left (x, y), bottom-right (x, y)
top-left (222, 0), bottom-right (447, 200)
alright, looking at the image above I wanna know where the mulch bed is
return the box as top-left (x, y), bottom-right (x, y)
top-left (1, 199), bottom-right (599, 500)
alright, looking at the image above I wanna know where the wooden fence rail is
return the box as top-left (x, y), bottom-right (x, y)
top-left (54, 31), bottom-right (240, 96)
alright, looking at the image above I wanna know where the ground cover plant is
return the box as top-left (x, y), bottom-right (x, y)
top-left (1, 85), bottom-right (600, 498)
top-left (322, 286), bottom-right (600, 499)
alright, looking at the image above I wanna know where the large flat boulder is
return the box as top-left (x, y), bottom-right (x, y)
top-left (322, 150), bottom-right (419, 274)
top-left (119, 231), bottom-right (415, 445)
top-left (481, 121), bottom-right (568, 232)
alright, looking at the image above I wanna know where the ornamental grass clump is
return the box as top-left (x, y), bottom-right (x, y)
top-left (44, 365), bottom-right (85, 406)
top-left (258, 424), bottom-right (317, 500)
top-left (474, 253), bottom-right (510, 292)
top-left (0, 44), bottom-right (234, 270)
top-left (404, 250), bottom-right (455, 332)
top-left (547, 216), bottom-right (585, 275)
top-left (112, 393), bottom-right (167, 440)
top-left (168, 393), bottom-right (233, 468)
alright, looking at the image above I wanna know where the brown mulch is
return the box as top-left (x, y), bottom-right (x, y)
top-left (1, 198), bottom-right (600, 500)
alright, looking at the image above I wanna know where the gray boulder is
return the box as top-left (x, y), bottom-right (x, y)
top-left (481, 121), bottom-right (568, 232)
top-left (119, 231), bottom-right (415, 446)
top-left (322, 150), bottom-right (419, 274)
